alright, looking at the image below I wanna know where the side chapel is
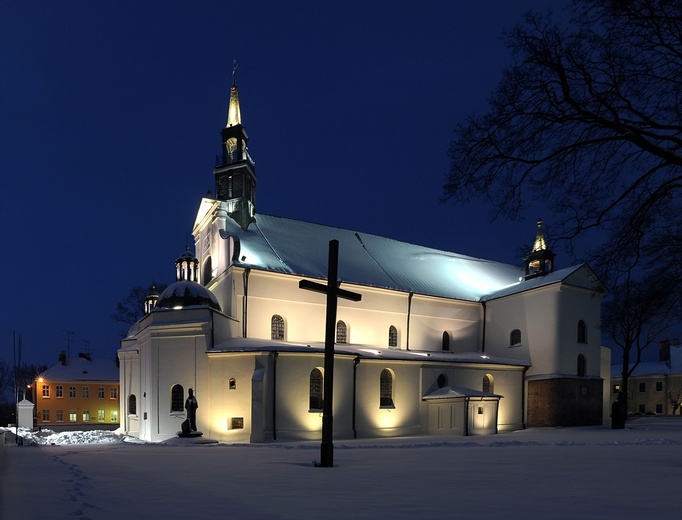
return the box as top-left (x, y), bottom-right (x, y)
top-left (118, 74), bottom-right (609, 443)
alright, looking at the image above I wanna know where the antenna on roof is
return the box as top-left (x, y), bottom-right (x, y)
top-left (62, 329), bottom-right (75, 358)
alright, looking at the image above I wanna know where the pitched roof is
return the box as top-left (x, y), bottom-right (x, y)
top-left (41, 356), bottom-right (119, 382)
top-left (214, 209), bottom-right (594, 302)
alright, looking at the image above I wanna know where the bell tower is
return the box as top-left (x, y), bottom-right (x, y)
top-left (214, 62), bottom-right (256, 230)
top-left (524, 219), bottom-right (555, 280)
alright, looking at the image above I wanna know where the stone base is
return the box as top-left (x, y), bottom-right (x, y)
top-left (177, 430), bottom-right (204, 438)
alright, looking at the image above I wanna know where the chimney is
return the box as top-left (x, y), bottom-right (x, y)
top-left (59, 351), bottom-right (67, 366)
top-left (78, 352), bottom-right (91, 361)
top-left (659, 340), bottom-right (671, 365)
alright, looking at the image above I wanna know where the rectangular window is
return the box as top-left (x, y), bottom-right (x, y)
top-left (111, 410), bottom-right (119, 422)
top-left (98, 410), bottom-right (105, 422)
top-left (56, 410), bottom-right (63, 422)
top-left (656, 381), bottom-right (663, 392)
top-left (69, 386), bottom-right (76, 398)
top-left (110, 387), bottom-right (118, 399)
top-left (42, 385), bottom-right (50, 398)
top-left (42, 409), bottom-right (50, 421)
top-left (56, 385), bottom-right (63, 398)
top-left (69, 411), bottom-right (77, 422)
top-left (639, 383), bottom-right (646, 392)
top-left (82, 410), bottom-right (90, 422)
top-left (656, 404), bottom-right (663, 414)
top-left (612, 384), bottom-right (621, 394)
top-left (98, 387), bottom-right (105, 399)
top-left (82, 386), bottom-right (89, 398)
top-left (229, 417), bottom-right (244, 429)
top-left (639, 404), bottom-right (646, 413)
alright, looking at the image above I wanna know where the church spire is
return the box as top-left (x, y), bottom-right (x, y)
top-left (524, 219), bottom-right (555, 280)
top-left (214, 61), bottom-right (257, 230)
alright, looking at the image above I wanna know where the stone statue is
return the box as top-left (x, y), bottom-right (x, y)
top-left (185, 388), bottom-right (198, 431)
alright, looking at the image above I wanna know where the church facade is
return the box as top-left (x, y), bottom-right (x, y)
top-left (118, 77), bottom-right (609, 443)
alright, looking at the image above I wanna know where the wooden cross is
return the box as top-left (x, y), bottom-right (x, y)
top-left (299, 239), bottom-right (361, 467)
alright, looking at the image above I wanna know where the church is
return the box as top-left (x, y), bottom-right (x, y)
top-left (118, 75), bottom-right (609, 443)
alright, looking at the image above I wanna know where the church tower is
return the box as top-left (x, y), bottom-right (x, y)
top-left (214, 62), bottom-right (256, 230)
top-left (524, 219), bottom-right (555, 280)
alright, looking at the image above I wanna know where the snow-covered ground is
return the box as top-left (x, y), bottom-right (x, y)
top-left (1, 418), bottom-right (681, 519)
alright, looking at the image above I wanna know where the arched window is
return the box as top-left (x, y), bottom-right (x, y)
top-left (437, 373), bottom-right (448, 388)
top-left (577, 354), bottom-right (586, 377)
top-left (229, 378), bottom-right (236, 390)
top-left (271, 315), bottom-right (285, 340)
top-left (128, 395), bottom-right (137, 415)
top-left (336, 320), bottom-right (347, 344)
top-left (309, 368), bottom-right (324, 411)
top-left (442, 331), bottom-right (450, 352)
top-left (388, 325), bottom-right (398, 348)
top-left (482, 374), bottom-right (494, 394)
top-left (577, 320), bottom-right (587, 343)
top-left (510, 329), bottom-right (522, 347)
top-left (202, 257), bottom-right (213, 285)
top-left (171, 384), bottom-right (184, 412)
top-left (380, 369), bottom-right (395, 408)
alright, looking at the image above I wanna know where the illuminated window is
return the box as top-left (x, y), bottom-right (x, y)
top-left (42, 410), bottom-right (50, 421)
top-left (42, 385), bottom-right (50, 398)
top-left (229, 378), bottom-right (236, 390)
top-left (56, 385), bottom-right (63, 398)
top-left (82, 386), bottom-right (89, 398)
top-left (309, 368), bottom-right (324, 411)
top-left (613, 384), bottom-right (621, 394)
top-left (110, 387), bottom-right (118, 399)
top-left (171, 384), bottom-right (184, 412)
top-left (336, 321), bottom-right (347, 344)
top-left (98, 387), bottom-right (105, 399)
top-left (442, 331), bottom-right (450, 352)
top-left (271, 315), bottom-right (285, 340)
top-left (56, 410), bottom-right (63, 422)
top-left (510, 329), bottom-right (522, 347)
top-left (69, 410), bottom-right (77, 422)
top-left (82, 410), bottom-right (90, 422)
top-left (69, 386), bottom-right (76, 398)
top-left (482, 374), bottom-right (494, 394)
top-left (111, 410), bottom-right (119, 422)
top-left (128, 395), bottom-right (137, 415)
top-left (388, 326), bottom-right (398, 348)
top-left (380, 369), bottom-right (394, 408)
top-left (98, 410), bottom-right (105, 422)
top-left (577, 354), bottom-right (586, 377)
top-left (577, 320), bottom-right (587, 343)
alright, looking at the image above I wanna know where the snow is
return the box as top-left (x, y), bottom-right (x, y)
top-left (2, 418), bottom-right (681, 519)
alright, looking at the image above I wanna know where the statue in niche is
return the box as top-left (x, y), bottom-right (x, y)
top-left (184, 388), bottom-right (198, 432)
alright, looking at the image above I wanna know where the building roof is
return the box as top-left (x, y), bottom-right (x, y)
top-left (612, 346), bottom-right (682, 378)
top-left (202, 207), bottom-right (599, 302)
top-left (41, 356), bottom-right (119, 383)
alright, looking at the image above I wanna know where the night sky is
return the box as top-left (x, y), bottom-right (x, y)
top-left (1, 0), bottom-right (565, 367)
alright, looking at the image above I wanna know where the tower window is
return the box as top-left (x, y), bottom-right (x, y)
top-left (577, 355), bottom-right (586, 377)
top-left (229, 378), bottom-right (236, 390)
top-left (510, 329), bottom-right (522, 347)
top-left (336, 321), bottom-right (347, 344)
top-left (482, 374), bottom-right (494, 394)
top-left (309, 368), bottom-right (324, 411)
top-left (271, 315), bottom-right (285, 340)
top-left (380, 369), bottom-right (395, 408)
top-left (128, 395), bottom-right (137, 415)
top-left (171, 384), bottom-right (184, 413)
top-left (388, 326), bottom-right (398, 348)
top-left (577, 320), bottom-right (587, 343)
top-left (442, 331), bottom-right (450, 352)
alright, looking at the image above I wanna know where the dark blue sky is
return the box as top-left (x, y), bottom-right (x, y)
top-left (2, 0), bottom-right (565, 366)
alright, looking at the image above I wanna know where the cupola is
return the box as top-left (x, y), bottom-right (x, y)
top-left (524, 219), bottom-right (555, 280)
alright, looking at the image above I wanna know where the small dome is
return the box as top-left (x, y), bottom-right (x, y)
top-left (156, 280), bottom-right (221, 311)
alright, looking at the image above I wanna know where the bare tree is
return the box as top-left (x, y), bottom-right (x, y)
top-left (111, 283), bottom-right (168, 327)
top-left (603, 268), bottom-right (681, 425)
top-left (443, 0), bottom-right (681, 283)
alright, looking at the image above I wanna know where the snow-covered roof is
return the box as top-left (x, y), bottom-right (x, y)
top-left (209, 337), bottom-right (528, 367)
top-left (611, 346), bottom-right (682, 378)
top-left (423, 386), bottom-right (503, 399)
top-left (41, 356), bottom-right (119, 382)
top-left (216, 208), bottom-right (593, 302)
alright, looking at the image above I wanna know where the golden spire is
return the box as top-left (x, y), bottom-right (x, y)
top-left (226, 60), bottom-right (241, 128)
top-left (531, 219), bottom-right (547, 252)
